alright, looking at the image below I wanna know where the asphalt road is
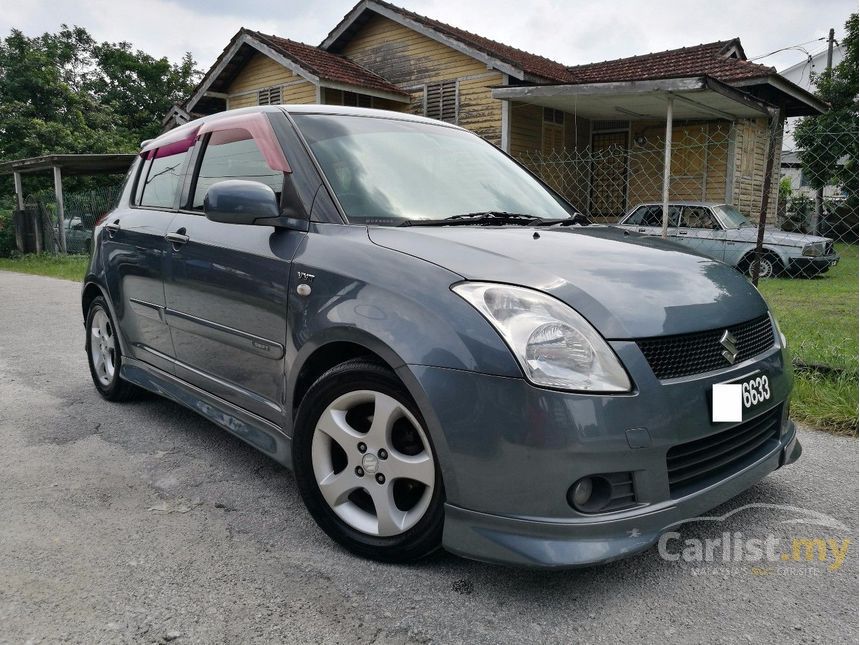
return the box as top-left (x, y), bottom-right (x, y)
top-left (0, 270), bottom-right (857, 645)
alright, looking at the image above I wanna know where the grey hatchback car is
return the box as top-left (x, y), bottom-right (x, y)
top-left (82, 105), bottom-right (800, 568)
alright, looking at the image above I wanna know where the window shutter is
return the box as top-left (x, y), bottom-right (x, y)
top-left (424, 80), bottom-right (457, 123)
top-left (257, 86), bottom-right (282, 106)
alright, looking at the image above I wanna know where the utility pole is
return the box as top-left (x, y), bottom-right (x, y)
top-left (812, 28), bottom-right (836, 235)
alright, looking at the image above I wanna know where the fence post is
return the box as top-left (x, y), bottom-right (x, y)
top-left (751, 107), bottom-right (783, 286)
top-left (660, 95), bottom-right (674, 239)
top-left (12, 171), bottom-right (25, 253)
top-left (53, 166), bottom-right (66, 254)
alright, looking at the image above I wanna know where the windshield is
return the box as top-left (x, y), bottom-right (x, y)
top-left (713, 204), bottom-right (755, 228)
top-left (292, 114), bottom-right (577, 225)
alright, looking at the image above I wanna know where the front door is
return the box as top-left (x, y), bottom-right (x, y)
top-left (163, 122), bottom-right (303, 424)
top-left (673, 205), bottom-right (726, 261)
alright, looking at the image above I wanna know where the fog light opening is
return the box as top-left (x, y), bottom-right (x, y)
top-left (568, 476), bottom-right (612, 513)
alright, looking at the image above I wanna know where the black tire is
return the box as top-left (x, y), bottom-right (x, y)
top-left (85, 296), bottom-right (139, 402)
top-left (292, 359), bottom-right (445, 563)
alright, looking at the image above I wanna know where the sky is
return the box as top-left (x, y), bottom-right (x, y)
top-left (1, 0), bottom-right (855, 75)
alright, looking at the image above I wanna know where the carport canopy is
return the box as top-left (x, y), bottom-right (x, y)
top-left (0, 153), bottom-right (136, 253)
top-left (493, 76), bottom-right (778, 237)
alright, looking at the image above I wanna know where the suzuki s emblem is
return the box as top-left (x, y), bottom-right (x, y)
top-left (720, 330), bottom-right (739, 364)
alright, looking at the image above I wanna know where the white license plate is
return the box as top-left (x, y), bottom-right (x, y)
top-left (712, 373), bottom-right (771, 423)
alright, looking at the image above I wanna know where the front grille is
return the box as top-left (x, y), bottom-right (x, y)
top-left (666, 406), bottom-right (782, 497)
top-left (637, 316), bottom-right (775, 380)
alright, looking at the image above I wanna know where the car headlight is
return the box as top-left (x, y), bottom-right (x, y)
top-left (452, 282), bottom-right (632, 392)
top-left (802, 243), bottom-right (823, 257)
top-left (770, 312), bottom-right (787, 349)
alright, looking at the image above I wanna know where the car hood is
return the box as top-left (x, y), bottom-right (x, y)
top-left (368, 225), bottom-right (768, 339)
top-left (726, 227), bottom-right (832, 247)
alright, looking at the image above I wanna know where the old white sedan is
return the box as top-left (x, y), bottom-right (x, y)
top-left (616, 202), bottom-right (839, 278)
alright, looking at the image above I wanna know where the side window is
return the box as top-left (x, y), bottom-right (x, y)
top-left (133, 157), bottom-right (150, 205)
top-left (682, 206), bottom-right (718, 229)
top-left (192, 129), bottom-right (284, 210)
top-left (139, 147), bottom-right (189, 209)
top-left (626, 206), bottom-right (648, 225)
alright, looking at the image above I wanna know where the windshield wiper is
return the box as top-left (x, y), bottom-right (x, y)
top-left (398, 212), bottom-right (544, 227)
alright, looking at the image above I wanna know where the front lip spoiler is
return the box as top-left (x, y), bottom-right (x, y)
top-left (442, 422), bottom-right (800, 569)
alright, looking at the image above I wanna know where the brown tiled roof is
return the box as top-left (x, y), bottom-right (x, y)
top-left (249, 30), bottom-right (408, 96)
top-left (564, 40), bottom-right (776, 84)
top-left (330, 0), bottom-right (573, 82)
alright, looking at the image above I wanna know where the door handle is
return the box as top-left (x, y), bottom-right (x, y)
top-left (165, 229), bottom-right (189, 247)
top-left (105, 220), bottom-right (120, 237)
top-left (637, 228), bottom-right (646, 233)
top-left (678, 230), bottom-right (688, 235)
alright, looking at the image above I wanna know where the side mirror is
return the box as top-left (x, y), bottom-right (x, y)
top-left (203, 180), bottom-right (280, 225)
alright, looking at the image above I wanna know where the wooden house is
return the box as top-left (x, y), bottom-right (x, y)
top-left (170, 0), bottom-right (827, 222)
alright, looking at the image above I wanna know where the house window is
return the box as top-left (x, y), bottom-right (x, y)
top-left (343, 91), bottom-right (373, 108)
top-left (543, 108), bottom-right (564, 125)
top-left (424, 80), bottom-right (457, 123)
top-left (257, 86), bottom-right (282, 106)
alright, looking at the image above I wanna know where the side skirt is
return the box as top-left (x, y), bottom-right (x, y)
top-left (121, 356), bottom-right (293, 469)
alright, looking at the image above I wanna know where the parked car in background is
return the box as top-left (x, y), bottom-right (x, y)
top-left (81, 106), bottom-right (800, 568)
top-left (55, 216), bottom-right (93, 254)
top-left (616, 202), bottom-right (839, 278)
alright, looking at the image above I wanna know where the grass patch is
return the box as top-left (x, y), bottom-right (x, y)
top-left (758, 244), bottom-right (858, 435)
top-left (0, 253), bottom-right (89, 282)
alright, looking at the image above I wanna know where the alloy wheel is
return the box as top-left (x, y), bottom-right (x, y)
top-left (90, 308), bottom-right (117, 386)
top-left (310, 389), bottom-right (435, 537)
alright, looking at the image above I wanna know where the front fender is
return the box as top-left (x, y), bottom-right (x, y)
top-left (285, 224), bottom-right (520, 379)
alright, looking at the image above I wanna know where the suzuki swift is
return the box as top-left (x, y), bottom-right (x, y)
top-left (82, 105), bottom-right (801, 568)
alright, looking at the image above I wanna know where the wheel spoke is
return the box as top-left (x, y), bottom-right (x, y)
top-left (370, 485), bottom-right (407, 536)
top-left (318, 469), bottom-right (361, 507)
top-left (93, 350), bottom-right (105, 374)
top-left (386, 451), bottom-right (434, 487)
top-left (316, 407), bottom-right (363, 451)
top-left (367, 392), bottom-right (403, 445)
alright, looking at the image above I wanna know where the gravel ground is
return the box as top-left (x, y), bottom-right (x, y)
top-left (0, 270), bottom-right (857, 645)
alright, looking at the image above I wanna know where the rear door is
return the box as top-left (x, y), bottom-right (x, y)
top-left (101, 133), bottom-right (195, 374)
top-left (162, 113), bottom-right (304, 423)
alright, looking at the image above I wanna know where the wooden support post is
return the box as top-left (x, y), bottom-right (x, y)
top-left (660, 95), bottom-right (674, 239)
top-left (12, 171), bottom-right (24, 253)
top-left (53, 166), bottom-right (66, 254)
top-left (751, 107), bottom-right (783, 286)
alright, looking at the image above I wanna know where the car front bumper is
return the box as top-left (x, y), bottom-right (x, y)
top-left (788, 253), bottom-right (840, 274)
top-left (402, 342), bottom-right (797, 569)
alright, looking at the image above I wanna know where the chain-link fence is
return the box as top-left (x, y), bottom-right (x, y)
top-left (18, 183), bottom-right (122, 255)
top-left (518, 123), bottom-right (858, 282)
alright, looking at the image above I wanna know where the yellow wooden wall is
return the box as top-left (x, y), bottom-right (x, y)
top-left (225, 53), bottom-right (318, 109)
top-left (338, 14), bottom-right (504, 145)
top-left (625, 121), bottom-right (731, 208)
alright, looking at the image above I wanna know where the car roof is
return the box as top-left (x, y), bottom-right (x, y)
top-left (631, 201), bottom-right (726, 208)
top-left (142, 105), bottom-right (462, 151)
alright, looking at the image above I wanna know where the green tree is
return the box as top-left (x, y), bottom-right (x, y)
top-left (0, 25), bottom-right (199, 194)
top-left (794, 14), bottom-right (859, 195)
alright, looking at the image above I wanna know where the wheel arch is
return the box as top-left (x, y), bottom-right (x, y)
top-left (81, 280), bottom-right (130, 356)
top-left (287, 329), bottom-right (457, 498)
top-left (738, 247), bottom-right (787, 272)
